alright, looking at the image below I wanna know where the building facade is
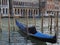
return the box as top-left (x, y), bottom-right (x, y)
top-left (0, 0), bottom-right (39, 17)
top-left (45, 0), bottom-right (60, 16)
top-left (0, 0), bottom-right (9, 16)
top-left (13, 0), bottom-right (39, 17)
top-left (0, 0), bottom-right (60, 17)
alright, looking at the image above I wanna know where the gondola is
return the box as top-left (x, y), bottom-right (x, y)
top-left (15, 20), bottom-right (57, 43)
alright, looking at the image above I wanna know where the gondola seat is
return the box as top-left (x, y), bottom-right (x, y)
top-left (28, 26), bottom-right (37, 34)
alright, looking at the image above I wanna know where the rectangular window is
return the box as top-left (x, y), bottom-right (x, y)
top-left (2, 0), bottom-right (7, 5)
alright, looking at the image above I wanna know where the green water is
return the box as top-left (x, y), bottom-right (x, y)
top-left (0, 18), bottom-right (58, 45)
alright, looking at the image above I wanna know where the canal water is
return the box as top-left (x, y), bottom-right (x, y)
top-left (0, 18), bottom-right (60, 45)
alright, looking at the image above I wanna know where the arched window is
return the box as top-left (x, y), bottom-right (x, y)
top-left (18, 9), bottom-right (19, 14)
top-left (30, 9), bottom-right (32, 16)
top-left (34, 9), bottom-right (35, 14)
top-left (28, 9), bottom-right (32, 16)
top-left (36, 9), bottom-right (38, 14)
top-left (29, 9), bottom-right (30, 15)
top-left (23, 9), bottom-right (25, 16)
top-left (15, 8), bottom-right (18, 14)
top-left (25, 9), bottom-right (27, 15)
top-left (15, 9), bottom-right (16, 14)
top-left (6, 8), bottom-right (8, 14)
top-left (21, 9), bottom-right (22, 15)
top-left (3, 8), bottom-right (5, 14)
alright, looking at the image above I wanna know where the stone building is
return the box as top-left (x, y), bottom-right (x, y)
top-left (0, 0), bottom-right (60, 17)
top-left (0, 0), bottom-right (9, 16)
top-left (45, 0), bottom-right (60, 16)
top-left (13, 0), bottom-right (39, 17)
top-left (0, 0), bottom-right (39, 17)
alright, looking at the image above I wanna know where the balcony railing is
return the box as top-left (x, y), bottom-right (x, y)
top-left (13, 5), bottom-right (39, 8)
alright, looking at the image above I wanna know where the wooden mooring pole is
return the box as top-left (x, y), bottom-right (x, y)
top-left (26, 9), bottom-right (29, 37)
top-left (41, 10), bottom-right (44, 33)
top-left (50, 15), bottom-right (52, 34)
top-left (0, 13), bottom-right (2, 32)
top-left (13, 8), bottom-right (15, 31)
top-left (8, 11), bottom-right (11, 43)
top-left (9, 0), bottom-right (12, 43)
top-left (32, 9), bottom-right (36, 27)
top-left (0, 0), bottom-right (2, 32)
top-left (55, 11), bottom-right (59, 39)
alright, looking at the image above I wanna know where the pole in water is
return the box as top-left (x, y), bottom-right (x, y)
top-left (32, 9), bottom-right (36, 27)
top-left (50, 15), bottom-right (52, 34)
top-left (9, 0), bottom-right (13, 44)
top-left (55, 11), bottom-right (59, 39)
top-left (0, 13), bottom-right (2, 32)
top-left (8, 14), bottom-right (11, 43)
top-left (41, 10), bottom-right (44, 33)
top-left (13, 8), bottom-right (15, 31)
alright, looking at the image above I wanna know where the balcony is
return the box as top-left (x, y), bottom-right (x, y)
top-left (13, 5), bottom-right (39, 8)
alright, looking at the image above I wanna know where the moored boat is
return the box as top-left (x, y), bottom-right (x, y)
top-left (15, 20), bottom-right (57, 43)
